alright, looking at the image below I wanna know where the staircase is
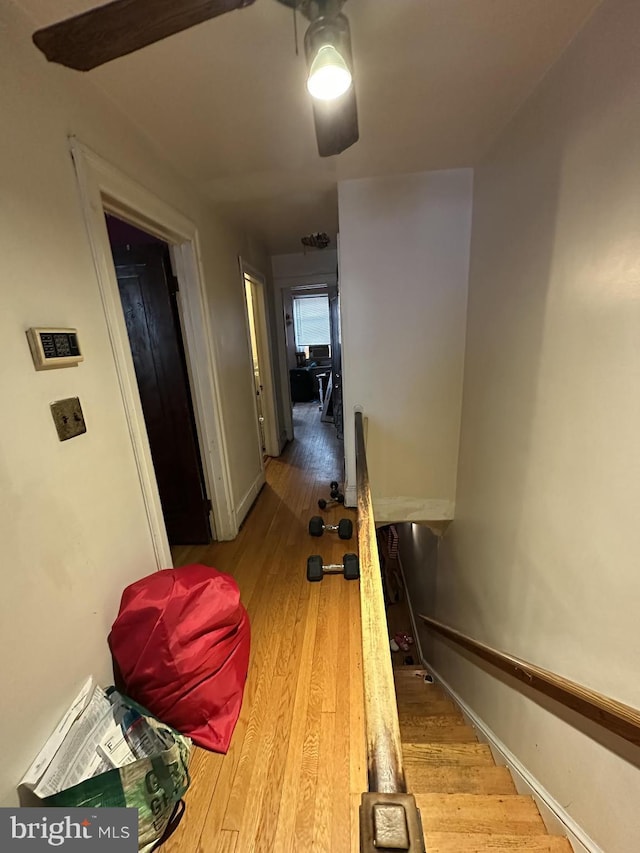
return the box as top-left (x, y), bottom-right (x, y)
top-left (394, 669), bottom-right (572, 852)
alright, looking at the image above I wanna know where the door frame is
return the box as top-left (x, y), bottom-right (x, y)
top-left (239, 258), bottom-right (281, 458)
top-left (70, 138), bottom-right (237, 568)
top-left (274, 269), bottom-right (337, 442)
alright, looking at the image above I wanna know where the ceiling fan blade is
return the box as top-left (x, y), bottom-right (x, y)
top-left (311, 85), bottom-right (359, 157)
top-left (32, 0), bottom-right (256, 71)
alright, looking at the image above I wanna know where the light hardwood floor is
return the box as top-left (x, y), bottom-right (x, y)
top-left (168, 402), bottom-right (365, 853)
top-left (166, 403), bottom-right (573, 852)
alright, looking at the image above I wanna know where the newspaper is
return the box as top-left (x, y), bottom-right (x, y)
top-left (21, 676), bottom-right (95, 790)
top-left (21, 677), bottom-right (142, 799)
top-left (97, 721), bottom-right (137, 769)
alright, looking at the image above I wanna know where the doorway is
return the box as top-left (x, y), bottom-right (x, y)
top-left (107, 215), bottom-right (212, 545)
top-left (283, 283), bottom-right (343, 440)
top-left (240, 260), bottom-right (281, 458)
top-left (328, 286), bottom-right (343, 440)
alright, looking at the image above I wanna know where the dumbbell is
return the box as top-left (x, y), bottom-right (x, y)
top-left (318, 482), bottom-right (345, 510)
top-left (330, 481), bottom-right (345, 499)
top-left (306, 553), bottom-right (360, 582)
top-left (318, 494), bottom-right (345, 510)
top-left (308, 516), bottom-right (353, 540)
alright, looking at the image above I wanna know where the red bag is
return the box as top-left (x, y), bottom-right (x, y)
top-left (108, 563), bottom-right (250, 753)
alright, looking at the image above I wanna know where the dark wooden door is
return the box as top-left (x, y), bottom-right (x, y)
top-left (113, 243), bottom-right (212, 545)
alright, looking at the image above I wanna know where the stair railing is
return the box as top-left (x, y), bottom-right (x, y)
top-left (420, 615), bottom-right (640, 746)
top-left (355, 410), bottom-right (426, 852)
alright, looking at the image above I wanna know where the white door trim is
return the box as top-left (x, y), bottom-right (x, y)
top-left (69, 138), bottom-right (237, 568)
top-left (273, 270), bottom-right (338, 443)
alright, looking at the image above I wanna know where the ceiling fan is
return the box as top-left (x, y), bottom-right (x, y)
top-left (32, 0), bottom-right (359, 157)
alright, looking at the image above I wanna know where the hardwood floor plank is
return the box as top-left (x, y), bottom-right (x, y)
top-left (271, 588), bottom-right (321, 851)
top-left (311, 711), bottom-right (337, 851)
top-left (198, 574), bottom-right (290, 845)
top-left (233, 676), bottom-right (291, 850)
top-left (251, 586), bottom-right (317, 850)
top-left (348, 577), bottom-right (366, 796)
top-left (293, 582), bottom-right (326, 848)
top-left (215, 830), bottom-right (238, 853)
top-left (331, 580), bottom-right (355, 852)
top-left (292, 672), bottom-right (321, 849)
top-left (222, 574), bottom-right (295, 830)
top-left (320, 577), bottom-right (341, 713)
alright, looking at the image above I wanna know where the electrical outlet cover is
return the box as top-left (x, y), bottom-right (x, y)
top-left (50, 397), bottom-right (87, 441)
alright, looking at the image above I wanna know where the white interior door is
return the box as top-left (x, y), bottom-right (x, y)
top-left (240, 260), bottom-right (281, 457)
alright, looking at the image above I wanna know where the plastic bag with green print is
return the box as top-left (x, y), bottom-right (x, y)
top-left (43, 693), bottom-right (192, 853)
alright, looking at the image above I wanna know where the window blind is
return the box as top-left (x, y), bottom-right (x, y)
top-left (293, 295), bottom-right (330, 346)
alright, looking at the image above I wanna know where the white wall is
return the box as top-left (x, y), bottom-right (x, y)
top-left (432, 1), bottom-right (640, 850)
top-left (338, 170), bottom-right (473, 521)
top-left (0, 4), bottom-right (266, 804)
top-left (271, 250), bottom-right (338, 282)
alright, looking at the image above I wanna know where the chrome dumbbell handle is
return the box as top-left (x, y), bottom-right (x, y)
top-left (322, 563), bottom-right (345, 574)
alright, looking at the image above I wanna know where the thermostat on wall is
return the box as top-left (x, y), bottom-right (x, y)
top-left (26, 327), bottom-right (83, 370)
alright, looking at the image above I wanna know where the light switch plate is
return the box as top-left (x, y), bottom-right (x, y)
top-left (50, 397), bottom-right (86, 441)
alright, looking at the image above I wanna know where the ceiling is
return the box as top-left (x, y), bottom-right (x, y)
top-left (19, 0), bottom-right (600, 254)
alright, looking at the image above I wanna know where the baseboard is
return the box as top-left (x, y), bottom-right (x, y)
top-left (420, 660), bottom-right (602, 853)
top-left (235, 470), bottom-right (266, 528)
top-left (345, 483), bottom-right (356, 508)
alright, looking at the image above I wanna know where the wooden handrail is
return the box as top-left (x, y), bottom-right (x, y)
top-left (420, 615), bottom-right (640, 746)
top-left (354, 411), bottom-right (406, 794)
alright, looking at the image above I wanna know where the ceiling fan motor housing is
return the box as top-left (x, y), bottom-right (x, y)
top-left (276, 0), bottom-right (347, 23)
top-left (303, 12), bottom-right (353, 73)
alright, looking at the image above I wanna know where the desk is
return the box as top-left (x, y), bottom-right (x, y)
top-left (289, 368), bottom-right (316, 402)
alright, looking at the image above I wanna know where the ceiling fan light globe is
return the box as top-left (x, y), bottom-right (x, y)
top-left (307, 45), bottom-right (352, 101)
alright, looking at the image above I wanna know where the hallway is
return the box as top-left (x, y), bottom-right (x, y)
top-left (168, 403), bottom-right (365, 852)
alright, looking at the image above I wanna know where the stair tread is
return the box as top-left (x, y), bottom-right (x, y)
top-left (398, 699), bottom-right (460, 716)
top-left (396, 682), bottom-right (448, 698)
top-left (397, 674), bottom-right (563, 847)
top-left (401, 723), bottom-right (478, 743)
top-left (394, 668), bottom-right (432, 679)
top-left (404, 742), bottom-right (495, 766)
top-left (406, 765), bottom-right (516, 794)
top-left (423, 832), bottom-right (573, 852)
top-left (400, 713), bottom-right (465, 727)
top-left (415, 793), bottom-right (545, 835)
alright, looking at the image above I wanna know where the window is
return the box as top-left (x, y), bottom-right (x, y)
top-left (292, 295), bottom-right (330, 347)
